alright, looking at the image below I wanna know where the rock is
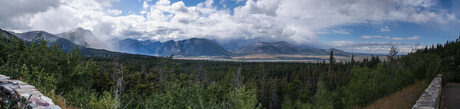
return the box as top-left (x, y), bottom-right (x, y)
top-left (0, 75), bottom-right (61, 109)
top-left (412, 74), bottom-right (442, 109)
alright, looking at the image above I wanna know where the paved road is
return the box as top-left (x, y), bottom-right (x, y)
top-left (441, 82), bottom-right (460, 109)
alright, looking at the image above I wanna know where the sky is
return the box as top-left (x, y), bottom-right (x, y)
top-left (0, 0), bottom-right (460, 54)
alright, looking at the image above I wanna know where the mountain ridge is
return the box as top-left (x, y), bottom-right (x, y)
top-left (4, 27), bottom-right (357, 59)
top-left (56, 27), bottom-right (108, 49)
top-left (113, 38), bottom-right (233, 57)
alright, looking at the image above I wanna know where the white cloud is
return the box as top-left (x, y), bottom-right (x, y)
top-left (361, 35), bottom-right (420, 40)
top-left (406, 36), bottom-right (420, 40)
top-left (0, 0), bottom-right (456, 52)
top-left (362, 35), bottom-right (390, 39)
top-left (0, 0), bottom-right (60, 30)
top-left (107, 9), bottom-right (122, 16)
top-left (234, 0), bottom-right (280, 17)
top-left (329, 29), bottom-right (350, 35)
top-left (380, 25), bottom-right (390, 32)
top-left (391, 36), bottom-right (420, 40)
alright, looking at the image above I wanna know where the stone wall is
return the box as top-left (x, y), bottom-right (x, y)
top-left (412, 74), bottom-right (442, 109)
top-left (0, 74), bottom-right (60, 109)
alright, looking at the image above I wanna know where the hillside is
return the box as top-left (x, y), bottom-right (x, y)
top-left (56, 27), bottom-right (108, 49)
top-left (157, 38), bottom-right (233, 57)
top-left (112, 38), bottom-right (162, 55)
top-left (233, 41), bottom-right (351, 57)
top-left (0, 28), bottom-right (137, 58)
top-left (0, 28), bottom-right (21, 40)
top-left (233, 41), bottom-right (305, 55)
top-left (14, 31), bottom-right (79, 51)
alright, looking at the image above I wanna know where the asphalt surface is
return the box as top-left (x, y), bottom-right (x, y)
top-left (441, 82), bottom-right (460, 109)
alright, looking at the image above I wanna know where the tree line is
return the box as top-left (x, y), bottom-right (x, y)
top-left (0, 34), bottom-right (459, 108)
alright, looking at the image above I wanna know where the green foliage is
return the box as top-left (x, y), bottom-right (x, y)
top-left (340, 66), bottom-right (372, 108)
top-left (311, 81), bottom-right (334, 109)
top-left (141, 81), bottom-right (233, 109)
top-left (1, 33), bottom-right (459, 109)
top-left (0, 36), bottom-right (101, 108)
top-left (89, 91), bottom-right (120, 109)
top-left (227, 87), bottom-right (260, 109)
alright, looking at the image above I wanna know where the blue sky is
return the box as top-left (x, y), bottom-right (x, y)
top-left (1, 0), bottom-right (459, 54)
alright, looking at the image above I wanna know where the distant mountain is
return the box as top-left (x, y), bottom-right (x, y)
top-left (0, 28), bottom-right (136, 57)
top-left (328, 48), bottom-right (351, 56)
top-left (233, 41), bottom-right (352, 56)
top-left (112, 38), bottom-right (162, 55)
top-left (113, 38), bottom-right (233, 57)
top-left (157, 38), bottom-right (232, 57)
top-left (233, 41), bottom-right (306, 55)
top-left (302, 47), bottom-right (328, 55)
top-left (4, 27), bottom-right (355, 58)
top-left (16, 31), bottom-right (60, 42)
top-left (221, 42), bottom-right (241, 51)
top-left (56, 27), bottom-right (108, 49)
top-left (14, 31), bottom-right (78, 51)
top-left (0, 28), bottom-right (21, 40)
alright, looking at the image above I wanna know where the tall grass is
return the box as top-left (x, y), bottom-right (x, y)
top-left (42, 90), bottom-right (79, 109)
top-left (363, 80), bottom-right (428, 109)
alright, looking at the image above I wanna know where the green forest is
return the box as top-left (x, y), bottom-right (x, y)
top-left (1, 34), bottom-right (459, 109)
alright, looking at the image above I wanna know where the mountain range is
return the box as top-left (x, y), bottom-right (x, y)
top-left (1, 27), bottom-right (354, 59)
top-left (115, 38), bottom-right (352, 57)
top-left (0, 28), bottom-right (132, 57)
top-left (113, 38), bottom-right (232, 57)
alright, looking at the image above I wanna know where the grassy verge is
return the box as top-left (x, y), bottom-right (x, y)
top-left (364, 80), bottom-right (428, 109)
top-left (43, 90), bottom-right (78, 109)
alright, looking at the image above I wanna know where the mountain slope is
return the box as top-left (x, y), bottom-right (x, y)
top-left (1, 28), bottom-right (139, 57)
top-left (156, 38), bottom-right (233, 57)
top-left (14, 31), bottom-right (78, 51)
top-left (233, 41), bottom-right (352, 56)
top-left (328, 48), bottom-right (351, 56)
top-left (0, 28), bottom-right (21, 40)
top-left (112, 38), bottom-right (162, 55)
top-left (112, 38), bottom-right (232, 57)
top-left (233, 41), bottom-right (306, 55)
top-left (57, 27), bottom-right (108, 49)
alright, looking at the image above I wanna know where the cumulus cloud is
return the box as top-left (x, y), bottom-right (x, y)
top-left (0, 0), bottom-right (456, 52)
top-left (0, 0), bottom-right (60, 30)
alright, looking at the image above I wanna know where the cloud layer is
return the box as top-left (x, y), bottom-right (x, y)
top-left (0, 0), bottom-right (457, 52)
top-left (361, 35), bottom-right (420, 40)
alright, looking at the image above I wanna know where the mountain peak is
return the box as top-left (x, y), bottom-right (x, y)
top-left (189, 38), bottom-right (206, 40)
top-left (57, 27), bottom-right (109, 49)
top-left (235, 41), bottom-right (305, 55)
top-left (255, 41), bottom-right (293, 47)
top-left (73, 27), bottom-right (89, 32)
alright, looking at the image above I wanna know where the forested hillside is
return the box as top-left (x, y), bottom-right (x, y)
top-left (1, 34), bottom-right (459, 108)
